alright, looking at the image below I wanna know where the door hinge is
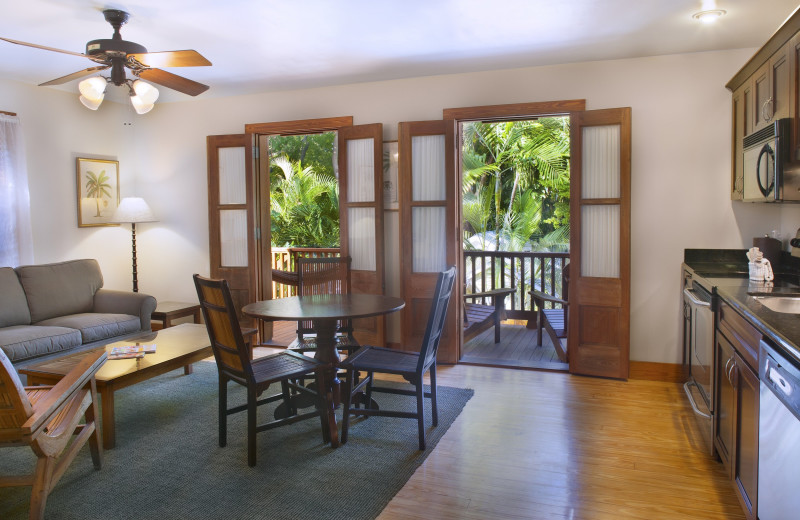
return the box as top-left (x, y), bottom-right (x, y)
top-left (255, 227), bottom-right (261, 240)
top-left (253, 146), bottom-right (260, 159)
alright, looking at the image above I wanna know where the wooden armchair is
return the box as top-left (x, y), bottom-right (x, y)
top-left (0, 348), bottom-right (106, 520)
top-left (463, 287), bottom-right (514, 343)
top-left (530, 263), bottom-right (569, 362)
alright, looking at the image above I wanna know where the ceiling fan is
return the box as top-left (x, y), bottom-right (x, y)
top-left (0, 9), bottom-right (211, 112)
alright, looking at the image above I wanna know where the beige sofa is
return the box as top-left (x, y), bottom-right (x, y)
top-left (0, 259), bottom-right (157, 363)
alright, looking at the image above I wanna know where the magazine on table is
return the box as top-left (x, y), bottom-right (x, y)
top-left (108, 344), bottom-right (156, 360)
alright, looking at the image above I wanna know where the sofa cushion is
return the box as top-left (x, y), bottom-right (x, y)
top-left (36, 313), bottom-right (141, 344)
top-left (16, 259), bottom-right (104, 323)
top-left (0, 325), bottom-right (82, 362)
top-left (0, 267), bottom-right (31, 327)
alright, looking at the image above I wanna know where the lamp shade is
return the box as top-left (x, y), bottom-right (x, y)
top-left (132, 80), bottom-right (159, 104)
top-left (129, 95), bottom-right (155, 115)
top-left (110, 197), bottom-right (158, 224)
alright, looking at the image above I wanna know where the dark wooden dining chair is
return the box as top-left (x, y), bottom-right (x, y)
top-left (289, 256), bottom-right (360, 355)
top-left (340, 265), bottom-right (456, 450)
top-left (530, 262), bottom-right (569, 362)
top-left (193, 274), bottom-right (329, 467)
top-left (0, 348), bottom-right (106, 520)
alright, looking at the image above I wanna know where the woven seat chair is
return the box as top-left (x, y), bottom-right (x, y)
top-left (0, 348), bottom-right (106, 520)
top-left (340, 266), bottom-right (456, 450)
top-left (194, 274), bottom-right (329, 467)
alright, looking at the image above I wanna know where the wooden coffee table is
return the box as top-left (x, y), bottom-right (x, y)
top-left (19, 323), bottom-right (212, 449)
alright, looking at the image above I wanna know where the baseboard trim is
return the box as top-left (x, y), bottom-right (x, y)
top-left (629, 361), bottom-right (685, 383)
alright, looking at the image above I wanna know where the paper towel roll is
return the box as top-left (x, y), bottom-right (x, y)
top-left (754, 236), bottom-right (781, 269)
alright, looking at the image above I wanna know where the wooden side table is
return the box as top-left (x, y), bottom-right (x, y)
top-left (151, 301), bottom-right (202, 329)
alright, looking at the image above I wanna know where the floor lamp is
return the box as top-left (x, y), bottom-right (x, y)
top-left (111, 197), bottom-right (158, 292)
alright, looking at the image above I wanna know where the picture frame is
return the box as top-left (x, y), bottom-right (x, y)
top-left (383, 141), bottom-right (398, 210)
top-left (76, 157), bottom-right (120, 227)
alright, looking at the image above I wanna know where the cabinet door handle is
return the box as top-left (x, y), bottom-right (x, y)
top-left (762, 97), bottom-right (774, 122)
top-left (727, 357), bottom-right (736, 384)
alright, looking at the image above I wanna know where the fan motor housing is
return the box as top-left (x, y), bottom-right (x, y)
top-left (85, 38), bottom-right (147, 59)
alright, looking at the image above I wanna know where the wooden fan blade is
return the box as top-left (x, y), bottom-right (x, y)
top-left (137, 68), bottom-right (209, 96)
top-left (39, 65), bottom-right (110, 86)
top-left (1, 37), bottom-right (87, 58)
top-left (128, 50), bottom-right (211, 68)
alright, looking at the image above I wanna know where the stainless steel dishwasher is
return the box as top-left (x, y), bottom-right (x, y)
top-left (758, 339), bottom-right (800, 520)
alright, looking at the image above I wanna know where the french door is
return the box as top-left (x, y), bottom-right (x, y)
top-left (568, 107), bottom-right (631, 379)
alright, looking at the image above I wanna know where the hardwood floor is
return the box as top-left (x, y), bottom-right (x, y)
top-left (255, 323), bottom-right (742, 519)
top-left (376, 365), bottom-right (744, 520)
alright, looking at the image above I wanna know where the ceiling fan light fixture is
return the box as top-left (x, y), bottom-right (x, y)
top-left (129, 93), bottom-right (154, 114)
top-left (79, 94), bottom-right (103, 110)
top-left (78, 76), bottom-right (107, 100)
top-left (132, 79), bottom-right (159, 104)
top-left (692, 9), bottom-right (726, 24)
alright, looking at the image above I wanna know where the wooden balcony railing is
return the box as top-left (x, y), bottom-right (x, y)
top-left (271, 247), bottom-right (340, 298)
top-left (464, 250), bottom-right (569, 323)
top-left (270, 247), bottom-right (568, 325)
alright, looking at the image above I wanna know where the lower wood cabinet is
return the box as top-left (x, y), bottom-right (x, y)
top-left (715, 300), bottom-right (760, 520)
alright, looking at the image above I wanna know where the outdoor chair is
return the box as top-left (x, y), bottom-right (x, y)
top-left (340, 265), bottom-right (456, 450)
top-left (289, 256), bottom-right (360, 355)
top-left (194, 274), bottom-right (329, 467)
top-left (530, 262), bottom-right (569, 362)
top-left (0, 348), bottom-right (106, 520)
top-left (463, 287), bottom-right (514, 343)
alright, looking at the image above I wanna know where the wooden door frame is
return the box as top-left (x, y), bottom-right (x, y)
top-left (442, 100), bottom-right (586, 363)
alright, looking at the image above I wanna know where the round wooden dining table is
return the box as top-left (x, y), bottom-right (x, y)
top-left (242, 293), bottom-right (405, 447)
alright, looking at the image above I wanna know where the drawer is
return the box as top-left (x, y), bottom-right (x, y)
top-left (717, 299), bottom-right (760, 370)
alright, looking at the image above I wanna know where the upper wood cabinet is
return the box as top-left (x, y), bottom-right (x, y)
top-left (727, 7), bottom-right (800, 200)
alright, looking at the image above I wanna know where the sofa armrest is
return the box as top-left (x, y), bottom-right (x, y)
top-left (93, 289), bottom-right (157, 331)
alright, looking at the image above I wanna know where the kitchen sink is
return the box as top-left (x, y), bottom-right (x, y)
top-left (753, 296), bottom-right (800, 313)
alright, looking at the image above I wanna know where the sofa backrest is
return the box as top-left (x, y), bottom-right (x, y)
top-left (15, 259), bottom-right (104, 323)
top-left (0, 267), bottom-right (31, 327)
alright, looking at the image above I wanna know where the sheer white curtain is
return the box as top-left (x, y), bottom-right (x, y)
top-left (581, 125), bottom-right (620, 277)
top-left (218, 147), bottom-right (247, 267)
top-left (0, 114), bottom-right (33, 267)
top-left (411, 135), bottom-right (446, 272)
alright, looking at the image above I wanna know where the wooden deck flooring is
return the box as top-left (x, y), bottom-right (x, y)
top-left (266, 320), bottom-right (567, 371)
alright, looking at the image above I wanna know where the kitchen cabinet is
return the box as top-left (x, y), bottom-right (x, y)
top-left (727, 11), bottom-right (800, 198)
top-left (752, 46), bottom-right (790, 133)
top-left (715, 299), bottom-right (760, 520)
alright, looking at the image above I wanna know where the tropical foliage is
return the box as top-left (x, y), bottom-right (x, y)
top-left (84, 170), bottom-right (112, 217)
top-left (462, 117), bottom-right (570, 252)
top-left (269, 155), bottom-right (340, 247)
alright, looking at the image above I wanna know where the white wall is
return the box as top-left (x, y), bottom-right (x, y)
top-left (5, 47), bottom-right (784, 364)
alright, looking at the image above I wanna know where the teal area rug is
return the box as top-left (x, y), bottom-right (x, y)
top-left (0, 361), bottom-right (472, 520)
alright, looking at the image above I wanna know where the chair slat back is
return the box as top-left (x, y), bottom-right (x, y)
top-left (297, 256), bottom-right (352, 337)
top-left (0, 350), bottom-right (33, 431)
top-left (416, 266), bottom-right (457, 373)
top-left (194, 274), bottom-right (252, 382)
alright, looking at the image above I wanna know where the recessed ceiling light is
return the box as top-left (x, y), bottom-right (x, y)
top-left (692, 9), bottom-right (727, 24)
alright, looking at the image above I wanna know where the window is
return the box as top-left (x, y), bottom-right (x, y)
top-left (0, 113), bottom-right (33, 266)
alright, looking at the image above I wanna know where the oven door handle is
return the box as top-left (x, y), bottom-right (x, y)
top-left (683, 381), bottom-right (712, 419)
top-left (683, 288), bottom-right (711, 307)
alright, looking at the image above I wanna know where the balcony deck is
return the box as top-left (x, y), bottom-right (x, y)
top-left (264, 319), bottom-right (567, 371)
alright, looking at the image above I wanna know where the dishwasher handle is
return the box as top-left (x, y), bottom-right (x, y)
top-left (683, 287), bottom-right (711, 307)
top-left (683, 381), bottom-right (712, 419)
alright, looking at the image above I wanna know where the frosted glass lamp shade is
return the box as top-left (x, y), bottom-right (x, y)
top-left (79, 95), bottom-right (102, 110)
top-left (129, 95), bottom-right (154, 115)
top-left (132, 80), bottom-right (159, 104)
top-left (110, 197), bottom-right (158, 224)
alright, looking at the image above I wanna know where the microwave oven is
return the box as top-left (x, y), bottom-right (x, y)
top-left (742, 118), bottom-right (799, 202)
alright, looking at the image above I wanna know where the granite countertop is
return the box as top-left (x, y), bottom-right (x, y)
top-left (684, 249), bottom-right (800, 365)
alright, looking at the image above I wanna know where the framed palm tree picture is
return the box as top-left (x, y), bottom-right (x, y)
top-left (76, 157), bottom-right (120, 227)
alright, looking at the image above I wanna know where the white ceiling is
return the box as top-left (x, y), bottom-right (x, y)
top-left (1, 0), bottom-right (798, 103)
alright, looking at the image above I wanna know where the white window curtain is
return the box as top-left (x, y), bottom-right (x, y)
top-left (410, 135), bottom-right (447, 272)
top-left (0, 114), bottom-right (33, 267)
top-left (346, 138), bottom-right (375, 203)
